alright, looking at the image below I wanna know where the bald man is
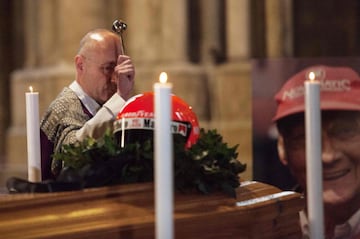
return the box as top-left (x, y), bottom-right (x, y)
top-left (40, 29), bottom-right (135, 180)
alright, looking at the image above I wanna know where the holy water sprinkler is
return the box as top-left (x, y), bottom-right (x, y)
top-left (112, 19), bottom-right (127, 53)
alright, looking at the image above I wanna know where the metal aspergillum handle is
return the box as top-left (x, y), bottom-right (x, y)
top-left (112, 19), bottom-right (127, 54)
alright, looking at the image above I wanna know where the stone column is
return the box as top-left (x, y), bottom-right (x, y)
top-left (265, 0), bottom-right (293, 57)
top-left (227, 0), bottom-right (251, 60)
top-left (214, 0), bottom-right (251, 121)
top-left (125, 0), bottom-right (161, 64)
top-left (160, 0), bottom-right (187, 63)
top-left (212, 0), bottom-right (253, 180)
top-left (199, 0), bottom-right (223, 64)
top-left (160, 0), bottom-right (208, 121)
top-left (122, 0), bottom-right (163, 96)
top-left (124, 0), bottom-right (208, 123)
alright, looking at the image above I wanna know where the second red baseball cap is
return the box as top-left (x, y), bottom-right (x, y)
top-left (273, 65), bottom-right (360, 121)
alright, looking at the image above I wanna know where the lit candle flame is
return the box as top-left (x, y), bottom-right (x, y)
top-left (308, 71), bottom-right (315, 81)
top-left (29, 86), bottom-right (33, 93)
top-left (159, 72), bottom-right (168, 84)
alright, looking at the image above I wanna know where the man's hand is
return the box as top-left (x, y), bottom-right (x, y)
top-left (113, 55), bottom-right (135, 100)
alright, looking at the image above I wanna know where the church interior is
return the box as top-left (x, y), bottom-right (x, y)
top-left (0, 0), bottom-right (360, 237)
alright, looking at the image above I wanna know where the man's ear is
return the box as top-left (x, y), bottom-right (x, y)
top-left (277, 135), bottom-right (288, 166)
top-left (75, 55), bottom-right (83, 72)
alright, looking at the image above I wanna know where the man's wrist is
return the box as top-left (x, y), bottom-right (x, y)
top-left (104, 93), bottom-right (126, 117)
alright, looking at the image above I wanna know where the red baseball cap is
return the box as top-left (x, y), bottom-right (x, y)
top-left (273, 65), bottom-right (360, 121)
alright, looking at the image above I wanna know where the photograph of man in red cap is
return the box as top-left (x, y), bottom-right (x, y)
top-left (273, 65), bottom-right (360, 239)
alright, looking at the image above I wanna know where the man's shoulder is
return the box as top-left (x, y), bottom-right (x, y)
top-left (41, 87), bottom-right (84, 121)
top-left (54, 87), bottom-right (79, 103)
top-left (40, 87), bottom-right (87, 129)
top-left (48, 87), bottom-right (81, 111)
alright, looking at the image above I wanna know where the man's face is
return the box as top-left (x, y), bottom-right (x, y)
top-left (78, 34), bottom-right (122, 104)
top-left (279, 111), bottom-right (360, 206)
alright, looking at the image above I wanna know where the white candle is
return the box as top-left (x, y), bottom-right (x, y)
top-left (26, 86), bottom-right (41, 182)
top-left (305, 71), bottom-right (324, 239)
top-left (154, 72), bottom-right (174, 239)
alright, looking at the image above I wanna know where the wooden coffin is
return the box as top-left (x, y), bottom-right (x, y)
top-left (0, 181), bottom-right (304, 239)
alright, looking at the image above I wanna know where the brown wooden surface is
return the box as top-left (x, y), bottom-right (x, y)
top-left (0, 181), bottom-right (304, 239)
